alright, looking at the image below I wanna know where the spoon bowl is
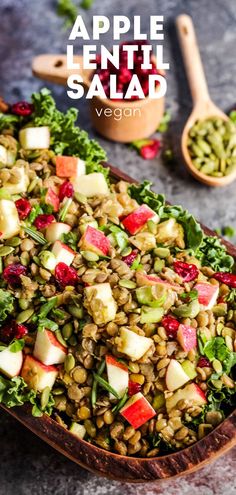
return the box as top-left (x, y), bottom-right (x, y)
top-left (32, 54), bottom-right (165, 143)
top-left (176, 15), bottom-right (236, 187)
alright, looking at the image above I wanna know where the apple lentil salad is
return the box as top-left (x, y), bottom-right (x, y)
top-left (0, 90), bottom-right (235, 457)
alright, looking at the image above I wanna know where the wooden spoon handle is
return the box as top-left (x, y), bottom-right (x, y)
top-left (32, 54), bottom-right (90, 88)
top-left (176, 14), bottom-right (210, 104)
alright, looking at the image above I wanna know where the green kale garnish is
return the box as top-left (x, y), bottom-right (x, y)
top-left (0, 289), bottom-right (14, 325)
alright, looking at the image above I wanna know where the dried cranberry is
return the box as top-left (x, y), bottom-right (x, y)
top-left (122, 249), bottom-right (139, 267)
top-left (197, 357), bottom-right (211, 368)
top-left (128, 380), bottom-right (142, 396)
top-left (34, 214), bottom-right (55, 230)
top-left (173, 261), bottom-right (199, 282)
top-left (59, 181), bottom-right (74, 202)
top-left (11, 101), bottom-right (34, 117)
top-left (0, 321), bottom-right (28, 344)
top-left (15, 198), bottom-right (32, 220)
top-left (162, 315), bottom-right (179, 338)
top-left (3, 263), bottom-right (26, 287)
top-left (55, 262), bottom-right (78, 288)
top-left (140, 139), bottom-right (161, 160)
top-left (213, 272), bottom-right (236, 288)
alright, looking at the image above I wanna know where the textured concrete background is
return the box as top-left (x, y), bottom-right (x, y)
top-left (0, 0), bottom-right (235, 493)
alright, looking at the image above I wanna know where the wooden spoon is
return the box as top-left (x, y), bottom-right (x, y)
top-left (176, 14), bottom-right (236, 187)
top-left (32, 54), bottom-right (165, 143)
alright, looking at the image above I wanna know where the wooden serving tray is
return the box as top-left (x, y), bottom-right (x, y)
top-left (1, 164), bottom-right (236, 482)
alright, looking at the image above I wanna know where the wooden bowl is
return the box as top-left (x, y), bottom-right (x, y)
top-left (1, 164), bottom-right (236, 482)
top-left (32, 54), bottom-right (165, 143)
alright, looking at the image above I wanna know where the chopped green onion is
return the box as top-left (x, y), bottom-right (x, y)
top-left (59, 198), bottom-right (72, 221)
top-left (93, 373), bottom-right (119, 399)
top-left (112, 390), bottom-right (128, 413)
top-left (91, 360), bottom-right (105, 407)
top-left (24, 226), bottom-right (47, 245)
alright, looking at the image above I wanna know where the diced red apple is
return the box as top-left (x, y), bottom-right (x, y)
top-left (166, 359), bottom-right (190, 392)
top-left (79, 225), bottom-right (110, 256)
top-left (21, 355), bottom-right (58, 392)
top-left (136, 272), bottom-right (183, 292)
top-left (177, 324), bottom-right (197, 352)
top-left (45, 187), bottom-right (60, 212)
top-left (106, 355), bottom-right (129, 399)
top-left (52, 240), bottom-right (75, 266)
top-left (70, 173), bottom-right (109, 197)
top-left (120, 392), bottom-right (156, 429)
top-left (33, 329), bottom-right (67, 366)
top-left (45, 222), bottom-right (71, 243)
top-left (122, 204), bottom-right (159, 235)
top-left (0, 199), bottom-right (20, 239)
top-left (0, 348), bottom-right (23, 378)
top-left (118, 327), bottom-right (152, 361)
top-left (85, 283), bottom-right (117, 325)
top-left (194, 282), bottom-right (219, 310)
top-left (19, 126), bottom-right (50, 150)
top-left (166, 383), bottom-right (207, 412)
top-left (55, 156), bottom-right (85, 178)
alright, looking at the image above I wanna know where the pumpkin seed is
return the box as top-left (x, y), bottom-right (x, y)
top-left (154, 247), bottom-right (170, 258)
top-left (121, 246), bottom-right (132, 257)
top-left (68, 335), bottom-right (78, 346)
top-left (118, 279), bottom-right (136, 289)
top-left (16, 308), bottom-right (34, 323)
top-left (64, 353), bottom-right (75, 373)
top-left (0, 246), bottom-right (14, 256)
top-left (68, 304), bottom-right (83, 318)
top-left (55, 330), bottom-right (68, 348)
top-left (41, 386), bottom-right (51, 410)
top-left (81, 250), bottom-right (99, 262)
top-left (5, 237), bottom-right (21, 247)
top-left (188, 117), bottom-right (236, 177)
top-left (52, 387), bottom-right (65, 396)
top-left (154, 259), bottom-right (165, 272)
top-left (74, 192), bottom-right (87, 204)
top-left (62, 322), bottom-right (73, 340)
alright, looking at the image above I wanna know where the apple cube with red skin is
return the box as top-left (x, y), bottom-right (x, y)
top-left (34, 329), bottom-right (67, 366)
top-left (0, 348), bottom-right (23, 378)
top-left (79, 225), bottom-right (110, 257)
top-left (177, 324), bottom-right (197, 352)
top-left (45, 187), bottom-right (60, 212)
top-left (136, 272), bottom-right (183, 293)
top-left (194, 282), bottom-right (219, 310)
top-left (166, 359), bottom-right (190, 392)
top-left (122, 204), bottom-right (158, 235)
top-left (120, 392), bottom-right (156, 429)
top-left (45, 222), bottom-right (71, 243)
top-left (21, 355), bottom-right (58, 392)
top-left (52, 240), bottom-right (75, 266)
top-left (55, 156), bottom-right (85, 178)
top-left (166, 383), bottom-right (207, 412)
top-left (106, 355), bottom-right (129, 399)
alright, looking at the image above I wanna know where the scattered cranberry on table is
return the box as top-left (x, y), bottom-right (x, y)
top-left (11, 101), bottom-right (34, 116)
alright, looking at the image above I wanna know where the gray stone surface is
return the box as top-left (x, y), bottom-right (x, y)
top-left (0, 0), bottom-right (235, 493)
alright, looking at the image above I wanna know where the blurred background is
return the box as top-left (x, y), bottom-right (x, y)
top-left (0, 1), bottom-right (236, 494)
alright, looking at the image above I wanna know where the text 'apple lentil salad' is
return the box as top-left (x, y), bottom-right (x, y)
top-left (0, 89), bottom-right (235, 457)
